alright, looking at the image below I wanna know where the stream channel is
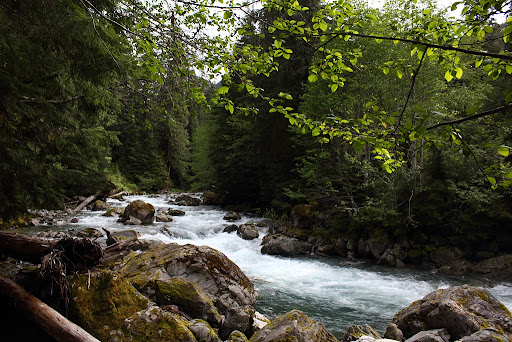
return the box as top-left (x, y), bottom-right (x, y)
top-left (29, 194), bottom-right (512, 339)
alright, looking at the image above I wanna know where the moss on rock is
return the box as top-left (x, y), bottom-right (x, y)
top-left (69, 270), bottom-right (149, 341)
top-left (110, 306), bottom-right (197, 342)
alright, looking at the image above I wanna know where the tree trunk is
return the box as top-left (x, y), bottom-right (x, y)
top-left (73, 192), bottom-right (100, 213)
top-left (0, 275), bottom-right (100, 342)
top-left (0, 231), bottom-right (56, 263)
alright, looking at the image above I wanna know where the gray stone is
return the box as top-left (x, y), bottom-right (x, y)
top-left (120, 200), bottom-right (155, 225)
top-left (76, 227), bottom-right (103, 238)
top-left (189, 319), bottom-right (221, 342)
top-left (384, 323), bottom-right (404, 341)
top-left (224, 211), bottom-right (242, 221)
top-left (405, 328), bottom-right (450, 342)
top-left (343, 324), bottom-right (381, 342)
top-left (250, 310), bottom-right (338, 342)
top-left (260, 234), bottom-right (312, 256)
top-left (237, 224), bottom-right (259, 240)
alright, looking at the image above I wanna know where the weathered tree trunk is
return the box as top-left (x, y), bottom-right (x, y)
top-left (73, 191), bottom-right (100, 213)
top-left (0, 231), bottom-right (57, 263)
top-left (102, 237), bottom-right (148, 265)
top-left (0, 275), bottom-right (100, 342)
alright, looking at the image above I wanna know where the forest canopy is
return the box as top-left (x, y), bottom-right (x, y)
top-left (0, 0), bottom-right (511, 229)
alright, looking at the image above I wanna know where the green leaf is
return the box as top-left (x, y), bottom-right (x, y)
top-left (498, 146), bottom-right (510, 157)
top-left (330, 84), bottom-right (338, 92)
top-left (223, 11), bottom-right (232, 19)
top-left (218, 86), bottom-right (229, 94)
top-left (506, 64), bottom-right (512, 74)
top-left (319, 21), bottom-right (328, 31)
top-left (444, 70), bottom-right (454, 82)
top-left (455, 67), bottom-right (463, 79)
top-left (487, 176), bottom-right (496, 185)
top-left (308, 74), bottom-right (318, 82)
top-left (312, 127), bottom-right (321, 136)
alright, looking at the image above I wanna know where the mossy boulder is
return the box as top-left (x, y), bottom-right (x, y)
top-left (68, 270), bottom-right (149, 341)
top-left (342, 324), bottom-right (381, 342)
top-left (141, 278), bottom-right (222, 326)
top-left (114, 243), bottom-right (258, 337)
top-left (103, 207), bottom-right (124, 217)
top-left (92, 200), bottom-right (111, 211)
top-left (392, 285), bottom-right (512, 341)
top-left (189, 319), bottom-right (221, 342)
top-left (121, 200), bottom-right (155, 225)
top-left (76, 227), bottom-right (103, 238)
top-left (106, 230), bottom-right (141, 246)
top-left (249, 309), bottom-right (338, 342)
top-left (176, 194), bottom-right (202, 206)
top-left (227, 330), bottom-right (249, 342)
top-left (110, 306), bottom-right (197, 342)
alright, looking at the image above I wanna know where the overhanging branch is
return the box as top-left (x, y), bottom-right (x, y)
top-left (427, 103), bottom-right (512, 130)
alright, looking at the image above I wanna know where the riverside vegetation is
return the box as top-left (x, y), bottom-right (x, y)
top-left (1, 0), bottom-right (512, 340)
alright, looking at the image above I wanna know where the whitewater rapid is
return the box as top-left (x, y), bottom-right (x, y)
top-left (41, 194), bottom-right (512, 338)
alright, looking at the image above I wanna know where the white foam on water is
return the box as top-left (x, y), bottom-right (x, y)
top-left (54, 194), bottom-right (512, 338)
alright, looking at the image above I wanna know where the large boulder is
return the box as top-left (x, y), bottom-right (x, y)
top-left (115, 243), bottom-right (258, 337)
top-left (260, 234), bottom-right (312, 256)
top-left (176, 194), bottom-right (201, 206)
top-left (68, 270), bottom-right (149, 342)
top-left (392, 285), bottom-right (512, 341)
top-left (110, 306), bottom-right (197, 342)
top-left (237, 224), bottom-right (259, 240)
top-left (472, 254), bottom-right (512, 281)
top-left (141, 277), bottom-right (222, 326)
top-left (224, 211), bottom-right (242, 221)
top-left (121, 200), bottom-right (155, 225)
top-left (249, 309), bottom-right (338, 342)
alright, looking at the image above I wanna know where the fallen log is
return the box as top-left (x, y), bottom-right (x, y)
top-left (0, 275), bottom-right (100, 342)
top-left (102, 237), bottom-right (149, 265)
top-left (73, 191), bottom-right (100, 213)
top-left (0, 231), bottom-right (56, 263)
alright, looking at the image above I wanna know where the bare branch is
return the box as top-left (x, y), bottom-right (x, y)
top-left (427, 103), bottom-right (512, 130)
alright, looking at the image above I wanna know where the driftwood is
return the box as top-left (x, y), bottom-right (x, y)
top-left (73, 191), bottom-right (100, 213)
top-left (102, 237), bottom-right (149, 265)
top-left (0, 274), bottom-right (100, 342)
top-left (0, 231), bottom-right (57, 263)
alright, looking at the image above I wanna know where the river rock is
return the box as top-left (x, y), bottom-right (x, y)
top-left (384, 323), bottom-right (403, 341)
top-left (290, 204), bottom-right (317, 228)
top-left (224, 211), bottom-right (242, 221)
top-left (405, 328), bottom-right (450, 342)
top-left (68, 270), bottom-right (149, 342)
top-left (106, 229), bottom-right (141, 246)
top-left (250, 309), bottom-right (338, 342)
top-left (189, 319), bottom-right (221, 342)
top-left (141, 277), bottom-right (222, 326)
top-left (120, 200), bottom-right (155, 225)
top-left (392, 285), bottom-right (512, 341)
top-left (110, 306), bottom-right (196, 342)
top-left (343, 324), bottom-right (381, 342)
top-left (472, 254), bottom-right (512, 281)
top-left (227, 330), bottom-right (249, 342)
top-left (219, 305), bottom-right (255, 339)
top-left (115, 243), bottom-right (258, 337)
top-left (103, 207), bottom-right (123, 217)
top-left (176, 194), bottom-right (201, 206)
top-left (260, 234), bottom-right (312, 256)
top-left (237, 224), bottom-right (259, 240)
top-left (76, 227), bottom-right (103, 238)
top-left (91, 200), bottom-right (110, 211)
top-left (156, 213), bottom-right (174, 222)
top-left (167, 209), bottom-right (186, 216)
top-left (224, 224), bottom-right (238, 233)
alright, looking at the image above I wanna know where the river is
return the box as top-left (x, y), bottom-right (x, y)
top-left (30, 194), bottom-right (512, 339)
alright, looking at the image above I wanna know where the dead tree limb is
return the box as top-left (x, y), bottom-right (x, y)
top-left (0, 275), bottom-right (100, 342)
top-left (73, 191), bottom-right (100, 213)
top-left (0, 231), bottom-right (56, 263)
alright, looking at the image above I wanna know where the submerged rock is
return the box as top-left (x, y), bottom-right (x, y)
top-left (224, 211), bottom-right (242, 221)
top-left (260, 234), bottom-right (312, 256)
top-left (249, 309), bottom-right (338, 342)
top-left (223, 224), bottom-right (238, 233)
top-left (393, 285), bottom-right (512, 341)
top-left (76, 227), bottom-right (103, 238)
top-left (156, 213), bottom-right (174, 222)
top-left (91, 200), bottom-right (111, 211)
top-left (110, 306), bottom-right (197, 342)
top-left (120, 200), bottom-right (155, 225)
top-left (176, 194), bottom-right (201, 206)
top-left (68, 270), bottom-right (149, 341)
top-left (237, 224), bottom-right (259, 240)
top-left (167, 209), bottom-right (186, 216)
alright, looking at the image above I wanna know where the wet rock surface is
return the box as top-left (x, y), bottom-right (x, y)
top-left (120, 200), bottom-right (155, 225)
top-left (260, 234), bottom-right (312, 256)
